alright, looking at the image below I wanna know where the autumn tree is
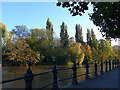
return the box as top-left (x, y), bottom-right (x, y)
top-left (75, 24), bottom-right (84, 43)
top-left (0, 23), bottom-right (13, 46)
top-left (1, 23), bottom-right (14, 57)
top-left (3, 37), bottom-right (38, 65)
top-left (81, 44), bottom-right (92, 64)
top-left (67, 40), bottom-right (84, 64)
top-left (60, 22), bottom-right (69, 47)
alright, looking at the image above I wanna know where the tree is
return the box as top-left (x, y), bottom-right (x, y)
top-left (112, 45), bottom-right (120, 61)
top-left (46, 18), bottom-right (54, 42)
top-left (26, 28), bottom-right (57, 64)
top-left (75, 24), bottom-right (84, 43)
top-left (60, 22), bottom-right (69, 47)
top-left (81, 44), bottom-right (92, 64)
top-left (4, 30), bottom-right (14, 43)
top-left (98, 39), bottom-right (113, 62)
top-left (91, 29), bottom-right (98, 50)
top-left (57, 2), bottom-right (120, 38)
top-left (89, 2), bottom-right (120, 38)
top-left (68, 41), bottom-right (83, 64)
top-left (0, 23), bottom-right (14, 55)
top-left (86, 29), bottom-right (99, 63)
top-left (0, 22), bottom-right (6, 38)
top-left (57, 2), bottom-right (89, 16)
top-left (3, 37), bottom-right (38, 65)
top-left (12, 25), bottom-right (30, 38)
top-left (86, 29), bottom-right (91, 46)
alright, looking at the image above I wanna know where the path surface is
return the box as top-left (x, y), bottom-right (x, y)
top-left (68, 68), bottom-right (119, 89)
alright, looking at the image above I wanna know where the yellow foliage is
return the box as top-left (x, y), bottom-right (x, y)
top-left (81, 44), bottom-right (92, 55)
top-left (68, 42), bottom-right (83, 63)
top-left (3, 37), bottom-right (38, 65)
top-left (0, 22), bottom-right (6, 29)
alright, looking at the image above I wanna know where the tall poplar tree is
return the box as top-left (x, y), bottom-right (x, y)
top-left (46, 18), bottom-right (53, 42)
top-left (91, 29), bottom-right (98, 50)
top-left (86, 29), bottom-right (91, 46)
top-left (75, 24), bottom-right (84, 43)
top-left (60, 22), bottom-right (69, 47)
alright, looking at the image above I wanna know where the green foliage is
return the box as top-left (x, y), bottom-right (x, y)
top-left (90, 2), bottom-right (120, 38)
top-left (75, 24), bottom-right (84, 43)
top-left (26, 28), bottom-right (57, 64)
top-left (57, 2), bottom-right (89, 16)
top-left (86, 29), bottom-right (91, 46)
top-left (86, 29), bottom-right (99, 63)
top-left (57, 2), bottom-right (120, 38)
top-left (46, 18), bottom-right (54, 42)
top-left (0, 22), bottom-right (6, 38)
top-left (2, 17), bottom-right (118, 65)
top-left (91, 29), bottom-right (98, 50)
top-left (60, 22), bottom-right (69, 47)
top-left (55, 46), bottom-right (69, 64)
top-left (97, 39), bottom-right (113, 62)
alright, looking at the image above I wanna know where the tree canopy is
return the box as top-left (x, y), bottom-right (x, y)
top-left (57, 2), bottom-right (120, 38)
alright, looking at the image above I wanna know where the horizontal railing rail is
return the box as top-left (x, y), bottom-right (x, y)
top-left (33, 70), bottom-right (53, 76)
top-left (2, 76), bottom-right (25, 84)
top-left (58, 67), bottom-right (73, 71)
top-left (1, 60), bottom-right (120, 89)
top-left (1, 70), bottom-right (53, 84)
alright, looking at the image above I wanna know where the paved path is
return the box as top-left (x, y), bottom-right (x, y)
top-left (68, 68), bottom-right (119, 89)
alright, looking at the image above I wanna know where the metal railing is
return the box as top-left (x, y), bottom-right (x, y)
top-left (1, 60), bottom-right (119, 90)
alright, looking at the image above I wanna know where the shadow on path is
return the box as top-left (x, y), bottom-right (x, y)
top-left (67, 68), bottom-right (119, 89)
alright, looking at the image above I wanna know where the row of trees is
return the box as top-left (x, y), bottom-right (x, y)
top-left (1, 19), bottom-right (119, 66)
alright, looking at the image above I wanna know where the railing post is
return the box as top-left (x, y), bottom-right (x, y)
top-left (52, 61), bottom-right (59, 90)
top-left (109, 60), bottom-right (111, 71)
top-left (105, 61), bottom-right (108, 72)
top-left (114, 61), bottom-right (116, 69)
top-left (112, 61), bottom-right (114, 70)
top-left (94, 60), bottom-right (98, 76)
top-left (116, 61), bottom-right (118, 68)
top-left (115, 61), bottom-right (116, 68)
top-left (100, 60), bottom-right (103, 74)
top-left (72, 61), bottom-right (78, 85)
top-left (85, 60), bottom-right (90, 79)
top-left (24, 61), bottom-right (33, 90)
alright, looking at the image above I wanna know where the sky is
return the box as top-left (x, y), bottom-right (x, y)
top-left (1, 2), bottom-right (119, 46)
